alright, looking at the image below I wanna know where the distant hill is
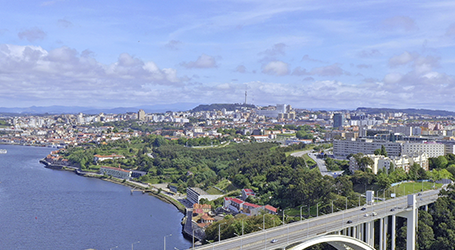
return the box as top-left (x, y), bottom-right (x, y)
top-left (0, 103), bottom-right (199, 115)
top-left (356, 107), bottom-right (455, 117)
top-left (191, 103), bottom-right (256, 112)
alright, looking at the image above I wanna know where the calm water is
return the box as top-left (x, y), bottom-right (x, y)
top-left (0, 145), bottom-right (191, 250)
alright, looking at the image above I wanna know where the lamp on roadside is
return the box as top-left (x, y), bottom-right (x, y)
top-left (205, 240), bottom-right (214, 250)
top-left (218, 222), bottom-right (227, 243)
top-left (131, 241), bottom-right (140, 250)
top-left (164, 234), bottom-right (172, 250)
top-left (234, 232), bottom-right (243, 250)
top-left (300, 205), bottom-right (306, 221)
top-left (258, 226), bottom-right (266, 250)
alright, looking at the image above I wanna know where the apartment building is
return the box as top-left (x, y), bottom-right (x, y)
top-left (333, 139), bottom-right (401, 158)
top-left (400, 141), bottom-right (444, 158)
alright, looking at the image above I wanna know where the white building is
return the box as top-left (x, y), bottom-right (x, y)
top-left (349, 153), bottom-right (429, 174)
top-left (333, 139), bottom-right (402, 159)
top-left (186, 187), bottom-right (222, 205)
top-left (400, 141), bottom-right (444, 158)
top-left (100, 166), bottom-right (131, 179)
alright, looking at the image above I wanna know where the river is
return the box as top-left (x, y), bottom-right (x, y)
top-left (0, 145), bottom-right (191, 250)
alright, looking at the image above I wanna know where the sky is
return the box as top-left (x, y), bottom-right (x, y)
top-left (2, 0), bottom-right (455, 111)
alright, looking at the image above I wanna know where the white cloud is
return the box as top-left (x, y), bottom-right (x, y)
top-left (301, 54), bottom-right (324, 63)
top-left (292, 67), bottom-right (309, 76)
top-left (262, 61), bottom-right (289, 76)
top-left (357, 49), bottom-right (381, 58)
top-left (164, 40), bottom-right (182, 50)
top-left (388, 51), bottom-right (440, 75)
top-left (235, 65), bottom-right (247, 73)
top-left (0, 44), bottom-right (185, 107)
top-left (310, 64), bottom-right (345, 77)
top-left (57, 19), bottom-right (72, 28)
top-left (384, 73), bottom-right (402, 84)
top-left (18, 27), bottom-right (46, 42)
top-left (180, 54), bottom-right (218, 69)
top-left (389, 51), bottom-right (417, 67)
top-left (258, 43), bottom-right (286, 62)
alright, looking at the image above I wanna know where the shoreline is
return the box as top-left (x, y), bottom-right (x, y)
top-left (39, 158), bottom-right (187, 214)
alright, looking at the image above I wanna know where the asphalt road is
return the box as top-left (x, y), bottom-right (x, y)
top-left (193, 188), bottom-right (441, 250)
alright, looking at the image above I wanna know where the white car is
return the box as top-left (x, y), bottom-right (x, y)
top-left (271, 239), bottom-right (278, 243)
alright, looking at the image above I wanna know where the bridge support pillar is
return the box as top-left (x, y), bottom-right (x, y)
top-left (404, 194), bottom-right (417, 250)
top-left (391, 214), bottom-right (396, 250)
top-left (353, 225), bottom-right (357, 239)
top-left (383, 216), bottom-right (388, 250)
top-left (380, 218), bottom-right (383, 250)
top-left (369, 221), bottom-right (374, 246)
top-left (365, 221), bottom-right (374, 246)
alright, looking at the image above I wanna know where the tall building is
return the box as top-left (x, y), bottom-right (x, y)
top-left (333, 113), bottom-right (345, 129)
top-left (138, 109), bottom-right (145, 121)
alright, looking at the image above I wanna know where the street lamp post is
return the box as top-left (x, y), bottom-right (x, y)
top-left (332, 201), bottom-right (334, 214)
top-left (300, 205), bottom-right (305, 221)
top-left (259, 227), bottom-right (266, 250)
top-left (234, 233), bottom-right (243, 250)
top-left (131, 241), bottom-right (140, 250)
top-left (205, 240), bottom-right (214, 250)
top-left (219, 222), bottom-right (227, 244)
top-left (164, 234), bottom-right (172, 250)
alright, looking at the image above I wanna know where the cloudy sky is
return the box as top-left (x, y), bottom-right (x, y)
top-left (2, 0), bottom-right (455, 110)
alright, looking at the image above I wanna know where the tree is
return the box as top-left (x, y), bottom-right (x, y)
top-left (374, 149), bottom-right (381, 155)
top-left (359, 156), bottom-right (374, 170)
top-left (417, 210), bottom-right (435, 250)
top-left (380, 145), bottom-right (388, 157)
top-left (409, 163), bottom-right (422, 180)
top-left (430, 156), bottom-right (449, 169)
top-left (376, 172), bottom-right (392, 190)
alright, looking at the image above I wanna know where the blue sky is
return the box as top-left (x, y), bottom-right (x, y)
top-left (2, 0), bottom-right (455, 110)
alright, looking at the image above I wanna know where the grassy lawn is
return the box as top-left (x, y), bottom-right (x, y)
top-left (302, 154), bottom-right (316, 166)
top-left (215, 179), bottom-right (231, 190)
top-left (206, 187), bottom-right (224, 195)
top-left (285, 149), bottom-right (310, 157)
top-left (389, 182), bottom-right (443, 197)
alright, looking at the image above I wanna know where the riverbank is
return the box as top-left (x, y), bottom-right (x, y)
top-left (39, 158), bottom-right (187, 214)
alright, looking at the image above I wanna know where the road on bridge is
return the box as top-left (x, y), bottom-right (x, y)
top-left (193, 188), bottom-right (441, 250)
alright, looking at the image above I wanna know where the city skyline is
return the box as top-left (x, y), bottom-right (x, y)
top-left (2, 1), bottom-right (455, 110)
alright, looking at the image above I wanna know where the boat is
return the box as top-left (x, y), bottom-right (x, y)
top-left (0, 149), bottom-right (7, 154)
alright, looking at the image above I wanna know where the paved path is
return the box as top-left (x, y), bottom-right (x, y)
top-left (290, 150), bottom-right (340, 177)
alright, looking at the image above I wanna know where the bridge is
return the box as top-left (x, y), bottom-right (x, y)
top-left (193, 188), bottom-right (441, 250)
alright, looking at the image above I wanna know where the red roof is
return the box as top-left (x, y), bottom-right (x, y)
top-left (264, 205), bottom-right (277, 213)
top-left (243, 202), bottom-right (261, 208)
top-left (243, 189), bottom-right (255, 195)
top-left (201, 214), bottom-right (215, 221)
top-left (230, 198), bottom-right (244, 204)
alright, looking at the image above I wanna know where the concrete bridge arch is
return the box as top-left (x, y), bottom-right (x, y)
top-left (287, 235), bottom-right (375, 250)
